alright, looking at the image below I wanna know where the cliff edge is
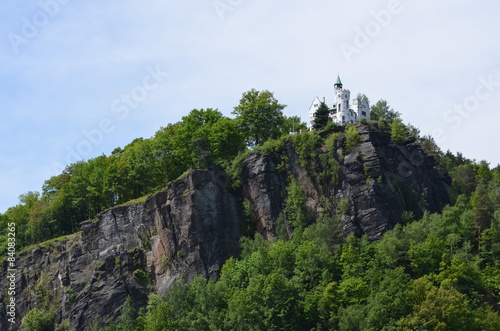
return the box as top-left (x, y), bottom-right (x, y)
top-left (0, 123), bottom-right (450, 330)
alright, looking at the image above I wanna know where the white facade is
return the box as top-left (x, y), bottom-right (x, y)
top-left (308, 96), bottom-right (322, 128)
top-left (308, 76), bottom-right (370, 128)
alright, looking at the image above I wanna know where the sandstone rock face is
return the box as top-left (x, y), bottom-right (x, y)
top-left (240, 123), bottom-right (450, 241)
top-left (0, 124), bottom-right (450, 330)
top-left (146, 167), bottom-right (241, 294)
top-left (339, 124), bottom-right (450, 239)
top-left (0, 166), bottom-right (241, 330)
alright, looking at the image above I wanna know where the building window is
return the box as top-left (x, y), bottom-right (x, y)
top-left (362, 111), bottom-right (367, 116)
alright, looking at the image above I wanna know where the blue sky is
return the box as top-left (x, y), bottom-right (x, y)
top-left (1, 0), bottom-right (500, 213)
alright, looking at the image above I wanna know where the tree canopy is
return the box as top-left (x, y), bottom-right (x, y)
top-left (370, 99), bottom-right (401, 123)
top-left (0, 90), bottom-right (306, 251)
top-left (232, 89), bottom-right (287, 146)
top-left (313, 101), bottom-right (331, 131)
top-left (3, 90), bottom-right (500, 331)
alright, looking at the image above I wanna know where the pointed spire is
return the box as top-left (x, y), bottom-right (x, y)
top-left (334, 74), bottom-right (343, 88)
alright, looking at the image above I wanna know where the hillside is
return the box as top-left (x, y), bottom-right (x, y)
top-left (1, 92), bottom-right (500, 330)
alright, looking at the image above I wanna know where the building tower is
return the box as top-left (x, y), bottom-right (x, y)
top-left (333, 75), bottom-right (351, 124)
top-left (308, 74), bottom-right (371, 128)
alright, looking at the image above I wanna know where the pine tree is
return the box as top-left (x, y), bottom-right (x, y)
top-left (117, 296), bottom-right (137, 330)
top-left (313, 102), bottom-right (331, 130)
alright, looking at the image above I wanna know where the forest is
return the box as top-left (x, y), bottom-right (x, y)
top-left (3, 89), bottom-right (500, 330)
top-left (0, 89), bottom-right (303, 251)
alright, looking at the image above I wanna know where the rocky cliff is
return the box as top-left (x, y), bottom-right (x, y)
top-left (0, 123), bottom-right (450, 330)
top-left (0, 167), bottom-right (241, 330)
top-left (241, 123), bottom-right (450, 240)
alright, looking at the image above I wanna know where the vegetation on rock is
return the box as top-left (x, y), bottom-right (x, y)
top-left (2, 90), bottom-right (500, 330)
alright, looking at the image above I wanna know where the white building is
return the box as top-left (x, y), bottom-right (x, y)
top-left (308, 75), bottom-right (370, 128)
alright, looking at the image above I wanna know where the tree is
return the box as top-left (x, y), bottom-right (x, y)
top-left (357, 93), bottom-right (370, 106)
top-left (398, 280), bottom-right (477, 330)
top-left (170, 109), bottom-right (245, 170)
top-left (313, 102), bottom-right (331, 131)
top-left (452, 164), bottom-right (478, 196)
top-left (232, 89), bottom-right (286, 146)
top-left (142, 294), bottom-right (180, 331)
top-left (22, 308), bottom-right (54, 331)
top-left (390, 118), bottom-right (406, 145)
top-left (420, 135), bottom-right (443, 159)
top-left (206, 117), bottom-right (245, 163)
top-left (370, 100), bottom-right (401, 123)
top-left (191, 137), bottom-right (212, 168)
top-left (117, 296), bottom-right (138, 331)
top-left (344, 125), bottom-right (360, 153)
top-left (284, 179), bottom-right (307, 230)
top-left (407, 233), bottom-right (446, 277)
top-left (365, 267), bottom-right (413, 330)
top-left (472, 183), bottom-right (494, 246)
top-left (282, 115), bottom-right (307, 134)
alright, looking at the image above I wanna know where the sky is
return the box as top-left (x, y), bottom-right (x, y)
top-left (1, 0), bottom-right (500, 213)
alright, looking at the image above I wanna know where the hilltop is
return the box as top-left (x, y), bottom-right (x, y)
top-left (1, 91), bottom-right (500, 330)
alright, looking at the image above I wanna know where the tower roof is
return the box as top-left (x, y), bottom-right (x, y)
top-left (335, 74), bottom-right (342, 86)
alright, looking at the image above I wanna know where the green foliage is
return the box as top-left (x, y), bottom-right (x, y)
top-left (357, 93), bottom-right (370, 106)
top-left (241, 199), bottom-right (255, 238)
top-left (338, 198), bottom-right (350, 215)
top-left (85, 315), bottom-right (102, 331)
top-left (398, 280), bottom-right (477, 330)
top-left (370, 99), bottom-right (401, 123)
top-left (390, 118), bottom-right (406, 145)
top-left (365, 267), bottom-right (413, 329)
top-left (140, 294), bottom-right (180, 331)
top-left (133, 166), bottom-right (500, 330)
top-left (22, 308), bottom-right (55, 331)
top-left (302, 215), bottom-right (343, 252)
top-left (313, 101), bottom-right (331, 131)
top-left (255, 137), bottom-right (284, 155)
top-left (290, 131), bottom-right (323, 160)
top-left (344, 125), bottom-right (360, 153)
top-left (55, 319), bottom-right (72, 331)
top-left (408, 233), bottom-right (446, 277)
top-left (323, 119), bottom-right (338, 133)
top-left (65, 287), bottom-right (76, 303)
top-left (284, 178), bottom-right (307, 230)
top-left (325, 132), bottom-right (340, 153)
top-left (35, 272), bottom-right (53, 309)
top-left (283, 115), bottom-right (307, 133)
top-left (115, 256), bottom-right (121, 269)
top-left (133, 269), bottom-right (150, 284)
top-left (232, 88), bottom-right (287, 146)
top-left (117, 296), bottom-right (138, 331)
top-left (4, 90), bottom-right (500, 330)
top-left (317, 132), bottom-right (341, 188)
top-left (1, 108), bottom-right (246, 253)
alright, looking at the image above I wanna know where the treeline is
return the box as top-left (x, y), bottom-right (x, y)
top-left (107, 139), bottom-right (500, 331)
top-left (6, 89), bottom-right (500, 329)
top-left (0, 89), bottom-right (305, 251)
